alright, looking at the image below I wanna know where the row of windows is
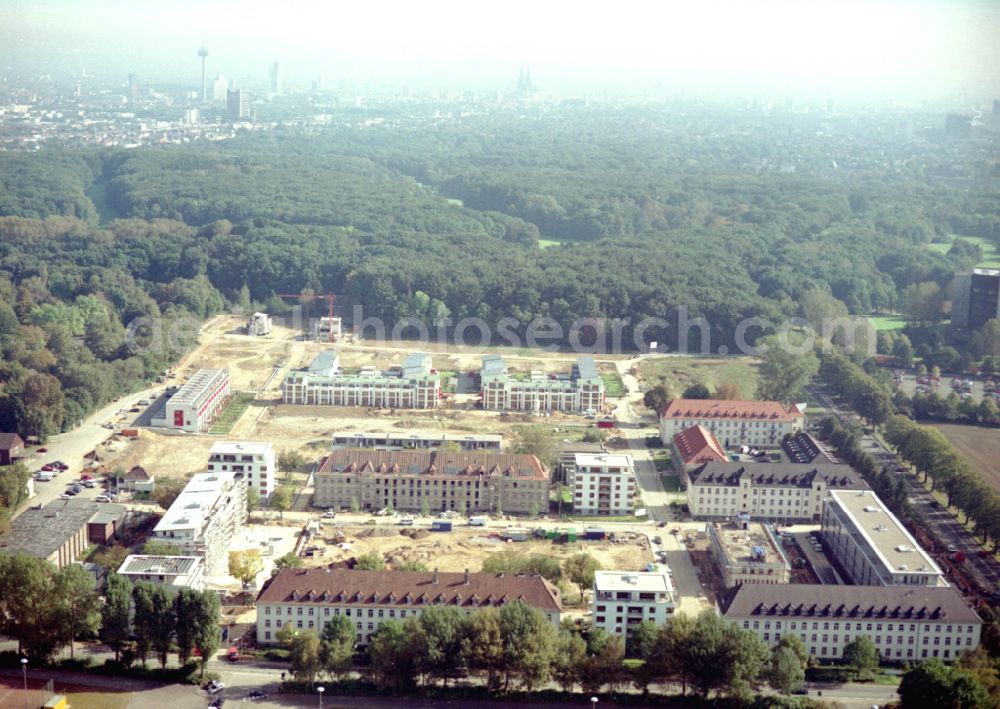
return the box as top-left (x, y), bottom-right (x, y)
top-left (749, 619), bottom-right (975, 634)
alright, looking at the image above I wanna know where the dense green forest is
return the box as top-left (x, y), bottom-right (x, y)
top-left (0, 106), bottom-right (997, 436)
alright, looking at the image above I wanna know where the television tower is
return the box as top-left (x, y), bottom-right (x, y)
top-left (197, 45), bottom-right (209, 101)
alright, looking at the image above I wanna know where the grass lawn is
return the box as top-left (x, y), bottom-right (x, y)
top-left (637, 357), bottom-right (759, 399)
top-left (867, 314), bottom-right (908, 332)
top-left (601, 371), bottom-right (626, 397)
top-left (926, 235), bottom-right (1000, 268)
top-left (538, 239), bottom-right (563, 248)
top-left (209, 392), bottom-right (254, 434)
top-left (660, 474), bottom-right (683, 492)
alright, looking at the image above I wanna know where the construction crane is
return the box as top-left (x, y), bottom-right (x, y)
top-left (277, 293), bottom-right (337, 342)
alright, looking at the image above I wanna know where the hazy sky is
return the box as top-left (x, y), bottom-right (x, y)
top-left (2, 0), bottom-right (998, 101)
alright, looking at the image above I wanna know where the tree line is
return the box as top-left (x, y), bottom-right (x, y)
top-left (884, 416), bottom-right (1000, 550)
top-left (0, 554), bottom-right (221, 674)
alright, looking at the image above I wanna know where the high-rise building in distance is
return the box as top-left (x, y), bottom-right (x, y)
top-left (212, 75), bottom-right (230, 103)
top-left (127, 73), bottom-right (141, 100)
top-left (226, 88), bottom-right (251, 121)
top-left (269, 61), bottom-right (282, 94)
top-left (951, 268), bottom-right (1000, 331)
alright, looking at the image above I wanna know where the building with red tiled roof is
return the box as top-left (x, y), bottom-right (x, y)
top-left (313, 448), bottom-right (549, 515)
top-left (255, 567), bottom-right (562, 645)
top-left (658, 399), bottom-right (806, 448)
top-left (670, 425), bottom-right (728, 470)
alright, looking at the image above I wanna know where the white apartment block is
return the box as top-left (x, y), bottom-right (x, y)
top-left (707, 519), bottom-right (791, 587)
top-left (480, 355), bottom-right (605, 413)
top-left (246, 312), bottom-right (272, 336)
top-left (311, 316), bottom-right (342, 341)
top-left (822, 490), bottom-right (945, 587)
top-left (117, 555), bottom-right (205, 592)
top-left (151, 470), bottom-right (247, 575)
top-left (283, 351), bottom-right (440, 409)
top-left (572, 453), bottom-right (636, 516)
top-left (208, 441), bottom-right (276, 502)
top-left (686, 462), bottom-right (867, 522)
top-left (722, 584), bottom-right (982, 662)
top-left (256, 568), bottom-right (562, 646)
top-left (592, 571), bottom-right (677, 638)
top-left (332, 431), bottom-right (501, 452)
top-left (159, 368), bottom-right (231, 432)
top-left (659, 399), bottom-right (806, 448)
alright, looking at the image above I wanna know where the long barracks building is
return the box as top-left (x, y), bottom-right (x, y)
top-left (313, 448), bottom-right (549, 515)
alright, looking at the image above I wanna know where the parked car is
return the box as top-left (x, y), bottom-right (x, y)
top-left (35, 447), bottom-right (48, 453)
top-left (245, 689), bottom-right (268, 701)
top-left (52, 461), bottom-right (68, 470)
top-left (82, 480), bottom-right (96, 488)
top-left (321, 510), bottom-right (336, 519)
top-left (205, 680), bottom-right (226, 694)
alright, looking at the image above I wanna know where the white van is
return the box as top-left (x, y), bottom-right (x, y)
top-left (35, 471), bottom-right (54, 482)
top-left (468, 515), bottom-right (488, 527)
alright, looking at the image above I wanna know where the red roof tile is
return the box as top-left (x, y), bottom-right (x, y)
top-left (672, 425), bottom-right (728, 466)
top-left (661, 399), bottom-right (804, 422)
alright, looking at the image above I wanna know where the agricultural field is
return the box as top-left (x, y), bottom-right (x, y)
top-left (635, 356), bottom-right (759, 399)
top-left (930, 423), bottom-right (1000, 493)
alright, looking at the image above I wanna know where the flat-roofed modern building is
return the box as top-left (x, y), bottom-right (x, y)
top-left (332, 431), bottom-right (501, 452)
top-left (671, 424), bottom-right (728, 471)
top-left (686, 461), bottom-right (867, 521)
top-left (707, 518), bottom-right (791, 587)
top-left (480, 355), bottom-right (604, 413)
top-left (592, 571), bottom-right (677, 637)
top-left (117, 554), bottom-right (205, 592)
top-left (557, 442), bottom-right (608, 485)
top-left (256, 567), bottom-right (563, 645)
top-left (572, 453), bottom-right (636, 516)
top-left (822, 490), bottom-right (945, 587)
top-left (313, 448), bottom-right (548, 515)
top-left (0, 498), bottom-right (127, 569)
top-left (151, 470), bottom-right (247, 575)
top-left (246, 312), bottom-right (272, 336)
top-left (208, 441), bottom-right (275, 502)
top-left (283, 351), bottom-right (439, 409)
top-left (659, 399), bottom-right (806, 448)
top-left (951, 268), bottom-right (1000, 331)
top-left (720, 583), bottom-right (981, 662)
top-left (158, 368), bottom-right (231, 432)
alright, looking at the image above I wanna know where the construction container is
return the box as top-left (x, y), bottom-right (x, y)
top-left (584, 527), bottom-right (607, 540)
top-left (504, 527), bottom-right (530, 542)
top-left (431, 520), bottom-right (452, 532)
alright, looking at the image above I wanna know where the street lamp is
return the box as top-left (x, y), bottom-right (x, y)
top-left (317, 685), bottom-right (325, 708)
top-left (590, 697), bottom-right (598, 708)
top-left (21, 658), bottom-right (28, 709)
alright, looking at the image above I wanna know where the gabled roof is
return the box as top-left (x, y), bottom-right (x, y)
top-left (720, 584), bottom-right (980, 624)
top-left (258, 568), bottom-right (562, 613)
top-left (661, 399), bottom-right (804, 422)
top-left (0, 432), bottom-right (24, 450)
top-left (782, 432), bottom-right (838, 464)
top-left (688, 461), bottom-right (867, 490)
top-left (317, 448), bottom-right (547, 480)
top-left (672, 425), bottom-right (727, 466)
top-left (125, 465), bottom-right (153, 481)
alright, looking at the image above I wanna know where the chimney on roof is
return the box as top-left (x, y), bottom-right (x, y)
top-left (433, 567), bottom-right (439, 584)
top-left (464, 568), bottom-right (470, 585)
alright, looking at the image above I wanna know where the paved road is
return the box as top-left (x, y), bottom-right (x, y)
top-left (807, 382), bottom-right (1000, 595)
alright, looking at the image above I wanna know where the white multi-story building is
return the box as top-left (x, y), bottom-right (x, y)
top-left (283, 351), bottom-right (440, 409)
top-left (707, 518), bottom-right (791, 587)
top-left (572, 453), bottom-right (636, 516)
top-left (117, 555), bottom-right (205, 592)
top-left (311, 316), bottom-right (342, 342)
top-left (592, 571), bottom-right (677, 638)
top-left (256, 568), bottom-right (562, 645)
top-left (822, 490), bottom-right (946, 587)
top-left (480, 355), bottom-right (604, 413)
top-left (159, 368), bottom-right (231, 432)
top-left (331, 431), bottom-right (501, 452)
top-left (721, 584), bottom-right (982, 662)
top-left (686, 462), bottom-right (867, 521)
top-left (659, 399), bottom-right (806, 448)
top-left (208, 441), bottom-right (276, 502)
top-left (151, 470), bottom-right (247, 575)
top-left (247, 312), bottom-right (272, 336)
